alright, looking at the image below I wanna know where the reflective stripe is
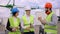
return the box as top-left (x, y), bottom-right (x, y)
top-left (9, 31), bottom-right (21, 34)
top-left (24, 28), bottom-right (34, 32)
top-left (45, 29), bottom-right (57, 34)
top-left (45, 24), bottom-right (57, 30)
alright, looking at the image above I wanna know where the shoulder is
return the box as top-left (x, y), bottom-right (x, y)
top-left (52, 14), bottom-right (57, 17)
top-left (8, 17), bottom-right (13, 20)
top-left (52, 14), bottom-right (58, 19)
top-left (31, 15), bottom-right (34, 17)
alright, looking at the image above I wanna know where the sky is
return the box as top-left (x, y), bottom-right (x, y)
top-left (0, 0), bottom-right (60, 8)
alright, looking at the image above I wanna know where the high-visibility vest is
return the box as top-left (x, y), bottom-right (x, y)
top-left (45, 12), bottom-right (57, 34)
top-left (9, 17), bottom-right (21, 34)
top-left (22, 15), bottom-right (34, 32)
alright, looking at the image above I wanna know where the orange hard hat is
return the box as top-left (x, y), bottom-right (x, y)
top-left (45, 2), bottom-right (52, 8)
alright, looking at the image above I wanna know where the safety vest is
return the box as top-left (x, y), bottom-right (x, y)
top-left (45, 12), bottom-right (57, 34)
top-left (22, 15), bottom-right (34, 32)
top-left (9, 16), bottom-right (21, 34)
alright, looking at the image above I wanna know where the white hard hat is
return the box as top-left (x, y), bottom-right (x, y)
top-left (25, 6), bottom-right (31, 10)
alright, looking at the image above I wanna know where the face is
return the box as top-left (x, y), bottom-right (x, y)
top-left (45, 8), bottom-right (51, 15)
top-left (26, 10), bottom-right (30, 16)
top-left (15, 12), bottom-right (19, 17)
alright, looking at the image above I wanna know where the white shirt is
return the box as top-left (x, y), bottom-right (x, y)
top-left (13, 17), bottom-right (17, 23)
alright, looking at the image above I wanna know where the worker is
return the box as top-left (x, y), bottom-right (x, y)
top-left (38, 2), bottom-right (58, 34)
top-left (21, 6), bottom-right (34, 34)
top-left (6, 7), bottom-right (21, 34)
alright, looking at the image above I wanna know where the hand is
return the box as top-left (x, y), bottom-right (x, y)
top-left (41, 19), bottom-right (46, 25)
top-left (30, 24), bottom-right (33, 28)
top-left (43, 19), bottom-right (46, 24)
top-left (26, 27), bottom-right (30, 31)
top-left (38, 16), bottom-right (42, 21)
top-left (38, 17), bottom-right (46, 25)
top-left (15, 27), bottom-right (19, 29)
top-left (12, 28), bottom-right (16, 32)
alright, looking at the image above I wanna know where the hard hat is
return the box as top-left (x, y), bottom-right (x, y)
top-left (25, 6), bottom-right (31, 10)
top-left (45, 2), bottom-right (52, 8)
top-left (11, 7), bottom-right (19, 13)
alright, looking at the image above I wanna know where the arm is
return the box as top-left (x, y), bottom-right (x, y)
top-left (39, 14), bottom-right (58, 25)
top-left (38, 17), bottom-right (46, 25)
top-left (47, 14), bottom-right (58, 25)
top-left (40, 19), bottom-right (46, 25)
top-left (6, 19), bottom-right (12, 32)
top-left (21, 19), bottom-right (27, 29)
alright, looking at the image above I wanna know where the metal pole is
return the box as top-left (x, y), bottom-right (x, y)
top-left (7, 0), bottom-right (11, 5)
top-left (13, 0), bottom-right (15, 6)
top-left (57, 9), bottom-right (60, 34)
top-left (57, 19), bottom-right (60, 34)
top-left (59, 9), bottom-right (60, 16)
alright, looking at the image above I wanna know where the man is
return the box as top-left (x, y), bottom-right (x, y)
top-left (38, 2), bottom-right (58, 34)
top-left (6, 7), bottom-right (21, 34)
top-left (21, 6), bottom-right (34, 34)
